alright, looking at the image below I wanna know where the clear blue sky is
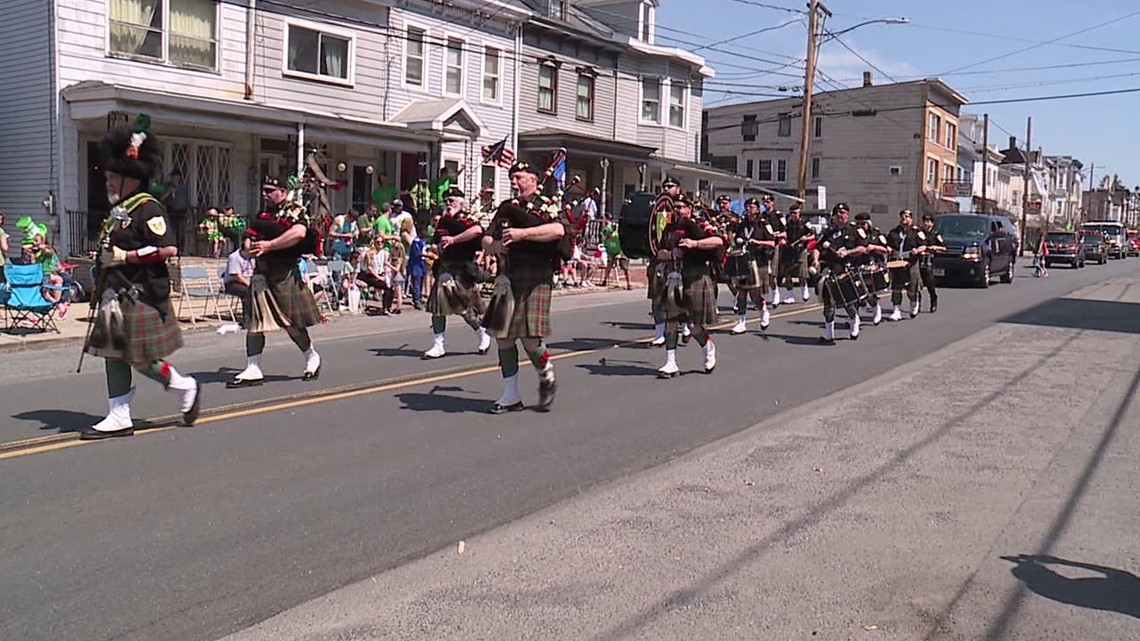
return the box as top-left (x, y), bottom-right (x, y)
top-left (658, 0), bottom-right (1140, 189)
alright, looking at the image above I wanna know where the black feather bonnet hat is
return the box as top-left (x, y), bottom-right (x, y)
top-left (100, 114), bottom-right (159, 181)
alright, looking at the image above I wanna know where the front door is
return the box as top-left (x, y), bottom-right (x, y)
top-left (351, 165), bottom-right (372, 213)
top-left (83, 141), bottom-right (110, 252)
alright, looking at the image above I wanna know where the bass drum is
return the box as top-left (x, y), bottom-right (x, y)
top-left (618, 192), bottom-right (659, 259)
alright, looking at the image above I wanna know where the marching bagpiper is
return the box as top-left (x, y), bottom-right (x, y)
top-left (730, 198), bottom-right (775, 335)
top-left (226, 176), bottom-right (323, 388)
top-left (649, 177), bottom-right (682, 346)
top-left (80, 117), bottom-right (201, 439)
top-left (654, 194), bottom-right (724, 378)
top-left (481, 161), bottom-right (568, 413)
top-left (422, 187), bottom-right (493, 359)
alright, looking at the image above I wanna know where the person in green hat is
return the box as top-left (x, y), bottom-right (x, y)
top-left (599, 214), bottom-right (631, 289)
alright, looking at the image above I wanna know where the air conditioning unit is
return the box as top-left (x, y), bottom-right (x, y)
top-left (888, 166), bottom-right (902, 176)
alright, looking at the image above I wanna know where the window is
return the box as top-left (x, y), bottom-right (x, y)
top-left (639, 1), bottom-right (654, 43)
top-left (776, 159), bottom-right (787, 182)
top-left (926, 158), bottom-right (939, 189)
top-left (741, 114), bottom-right (757, 142)
top-left (108, 0), bottom-right (218, 70)
top-left (641, 77), bottom-right (661, 123)
top-left (778, 113), bottom-right (792, 137)
top-left (946, 122), bottom-right (957, 149)
top-left (944, 164), bottom-right (956, 184)
top-left (405, 26), bottom-right (425, 86)
top-left (813, 116), bottom-right (822, 138)
top-left (928, 113), bottom-right (941, 142)
top-left (285, 23), bottom-right (351, 82)
top-left (538, 63), bottom-right (557, 114)
top-left (811, 157), bottom-right (821, 180)
top-left (444, 37), bottom-right (464, 95)
top-left (286, 23), bottom-right (351, 82)
top-left (745, 159), bottom-right (754, 179)
top-left (758, 160), bottom-right (772, 181)
top-left (576, 73), bottom-right (595, 121)
top-left (668, 83), bottom-right (686, 128)
top-left (481, 165), bottom-right (497, 197)
top-left (482, 47), bottom-right (501, 102)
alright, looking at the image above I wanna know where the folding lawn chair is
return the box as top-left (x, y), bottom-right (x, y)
top-left (2, 263), bottom-right (65, 333)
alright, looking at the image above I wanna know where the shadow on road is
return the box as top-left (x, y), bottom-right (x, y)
top-left (12, 409), bottom-right (103, 433)
top-left (369, 344), bottom-right (425, 359)
top-left (576, 360), bottom-right (657, 378)
top-left (547, 337), bottom-right (624, 352)
top-left (191, 369), bottom-right (293, 386)
top-left (1001, 298), bottom-right (1140, 334)
top-left (1000, 555), bottom-right (1140, 619)
top-left (395, 386), bottom-right (490, 414)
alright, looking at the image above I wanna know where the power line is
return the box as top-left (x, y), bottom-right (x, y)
top-left (822, 31), bottom-right (897, 83)
top-left (690, 16), bottom-right (805, 53)
top-left (903, 23), bottom-right (1140, 56)
top-left (940, 8), bottom-right (1140, 75)
top-left (828, 56), bottom-right (1140, 83)
top-left (728, 0), bottom-right (806, 14)
top-left (958, 70), bottom-right (1140, 94)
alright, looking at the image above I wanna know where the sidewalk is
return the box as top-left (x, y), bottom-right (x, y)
top-left (0, 258), bottom-right (649, 353)
top-left (225, 275), bottom-right (1140, 639)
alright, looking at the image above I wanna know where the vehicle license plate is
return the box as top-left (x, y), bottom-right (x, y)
top-left (933, 268), bottom-right (945, 277)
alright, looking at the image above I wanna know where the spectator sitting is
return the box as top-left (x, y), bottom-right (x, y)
top-left (224, 239), bottom-right (255, 323)
top-left (358, 238), bottom-right (394, 314)
top-left (600, 216), bottom-right (632, 289)
top-left (25, 234), bottom-right (70, 319)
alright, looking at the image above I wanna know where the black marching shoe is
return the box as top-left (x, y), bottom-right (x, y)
top-left (930, 300), bottom-right (938, 313)
top-left (78, 425), bottom-right (134, 440)
top-left (488, 401), bottom-right (525, 415)
top-left (182, 382), bottom-right (203, 426)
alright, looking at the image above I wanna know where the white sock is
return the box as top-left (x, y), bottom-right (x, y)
top-left (498, 374), bottom-right (521, 404)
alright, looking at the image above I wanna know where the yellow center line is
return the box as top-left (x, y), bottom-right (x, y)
top-left (1, 303), bottom-right (823, 460)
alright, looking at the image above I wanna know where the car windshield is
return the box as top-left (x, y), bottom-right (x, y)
top-left (1081, 234), bottom-right (1102, 243)
top-left (1046, 233), bottom-right (1075, 243)
top-left (935, 216), bottom-right (988, 238)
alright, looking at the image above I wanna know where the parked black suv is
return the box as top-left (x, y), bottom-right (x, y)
top-left (931, 213), bottom-right (1018, 288)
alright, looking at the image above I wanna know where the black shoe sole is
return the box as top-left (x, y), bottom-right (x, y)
top-left (657, 371), bottom-right (680, 379)
top-left (79, 427), bottom-right (134, 440)
top-left (226, 378), bottom-right (264, 389)
top-left (488, 402), bottom-right (525, 414)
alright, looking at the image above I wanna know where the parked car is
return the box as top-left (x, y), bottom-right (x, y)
top-left (931, 213), bottom-right (1019, 288)
top-left (1128, 230), bottom-right (1140, 257)
top-left (1044, 231), bottom-right (1085, 268)
top-left (1082, 232), bottom-right (1108, 264)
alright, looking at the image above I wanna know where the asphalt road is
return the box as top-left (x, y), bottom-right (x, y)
top-left (0, 258), bottom-right (1135, 641)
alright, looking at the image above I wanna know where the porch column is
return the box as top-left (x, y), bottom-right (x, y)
top-left (296, 122), bottom-right (305, 178)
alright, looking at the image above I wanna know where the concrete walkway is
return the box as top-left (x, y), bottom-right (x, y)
top-left (225, 273), bottom-right (1140, 640)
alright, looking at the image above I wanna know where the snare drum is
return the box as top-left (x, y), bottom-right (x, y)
top-left (860, 263), bottom-right (890, 293)
top-left (888, 262), bottom-right (912, 288)
top-left (823, 269), bottom-right (868, 308)
top-left (724, 250), bottom-right (760, 289)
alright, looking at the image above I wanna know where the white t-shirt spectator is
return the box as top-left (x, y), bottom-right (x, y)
top-left (225, 249), bottom-right (254, 286)
top-left (574, 196), bottom-right (598, 221)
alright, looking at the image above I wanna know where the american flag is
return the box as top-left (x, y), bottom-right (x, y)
top-left (481, 137), bottom-right (515, 169)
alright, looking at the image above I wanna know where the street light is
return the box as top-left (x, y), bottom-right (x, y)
top-left (823, 17), bottom-right (908, 40)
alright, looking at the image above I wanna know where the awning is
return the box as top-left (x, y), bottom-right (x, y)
top-left (391, 98), bottom-right (485, 141)
top-left (62, 80), bottom-right (442, 152)
top-left (519, 128), bottom-right (657, 164)
top-left (664, 159), bottom-right (752, 188)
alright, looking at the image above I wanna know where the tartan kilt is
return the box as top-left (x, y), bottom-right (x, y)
top-left (683, 272), bottom-right (718, 327)
top-left (505, 263), bottom-right (554, 339)
top-left (88, 298), bottom-right (183, 364)
top-left (264, 269), bottom-right (322, 329)
top-left (426, 264), bottom-right (485, 317)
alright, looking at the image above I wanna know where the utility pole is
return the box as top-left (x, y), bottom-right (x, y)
top-left (1019, 116), bottom-right (1032, 254)
top-left (980, 113), bottom-right (988, 215)
top-left (796, 0), bottom-right (830, 205)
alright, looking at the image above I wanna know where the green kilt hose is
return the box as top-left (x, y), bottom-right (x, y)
top-left (263, 268), bottom-right (322, 329)
top-left (426, 264), bottom-right (486, 318)
top-left (505, 263), bottom-right (553, 339)
top-left (88, 297), bottom-right (183, 364)
top-left (683, 271), bottom-right (718, 326)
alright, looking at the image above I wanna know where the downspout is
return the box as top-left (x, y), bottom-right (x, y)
top-left (50, 0), bottom-right (63, 248)
top-left (244, 0), bottom-right (257, 100)
top-left (511, 20), bottom-right (522, 197)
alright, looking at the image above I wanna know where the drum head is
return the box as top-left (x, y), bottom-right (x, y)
top-left (886, 260), bottom-right (909, 269)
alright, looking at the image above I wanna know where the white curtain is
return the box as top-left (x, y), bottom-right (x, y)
top-left (321, 37), bottom-right (347, 79)
top-left (170, 0), bottom-right (217, 68)
top-left (109, 0), bottom-right (160, 56)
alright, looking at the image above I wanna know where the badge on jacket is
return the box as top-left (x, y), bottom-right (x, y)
top-left (146, 216), bottom-right (167, 237)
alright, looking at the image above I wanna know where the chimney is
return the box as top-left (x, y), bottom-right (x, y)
top-left (1009, 136), bottom-right (1017, 149)
top-left (862, 71), bottom-right (873, 87)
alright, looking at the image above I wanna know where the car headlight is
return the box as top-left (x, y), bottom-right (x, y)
top-left (962, 246), bottom-right (982, 260)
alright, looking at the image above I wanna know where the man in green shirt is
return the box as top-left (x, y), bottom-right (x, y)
top-left (371, 173), bottom-right (397, 210)
top-left (430, 166), bottom-right (464, 207)
top-left (356, 204), bottom-right (376, 248)
top-left (600, 216), bottom-right (631, 289)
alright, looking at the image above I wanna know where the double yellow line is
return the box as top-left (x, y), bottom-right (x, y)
top-left (0, 303), bottom-right (822, 461)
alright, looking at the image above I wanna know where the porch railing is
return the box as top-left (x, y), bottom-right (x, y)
top-left (66, 207), bottom-right (220, 258)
